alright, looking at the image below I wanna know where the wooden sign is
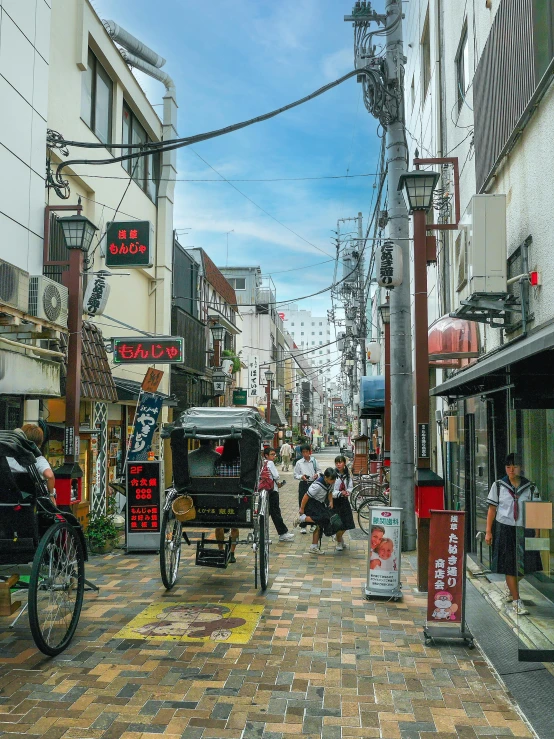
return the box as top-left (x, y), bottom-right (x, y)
top-left (142, 367), bottom-right (164, 394)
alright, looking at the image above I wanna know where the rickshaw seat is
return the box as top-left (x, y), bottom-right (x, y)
top-left (188, 476), bottom-right (242, 495)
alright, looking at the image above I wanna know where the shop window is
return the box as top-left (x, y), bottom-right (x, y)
top-left (81, 48), bottom-right (113, 145)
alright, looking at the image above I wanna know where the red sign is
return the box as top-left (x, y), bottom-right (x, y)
top-left (113, 337), bottom-right (184, 364)
top-left (126, 461), bottom-right (161, 533)
top-left (427, 510), bottom-right (465, 624)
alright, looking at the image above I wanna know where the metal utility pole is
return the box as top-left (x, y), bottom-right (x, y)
top-left (345, 0), bottom-right (416, 550)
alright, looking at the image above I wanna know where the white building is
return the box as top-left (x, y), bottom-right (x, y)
top-left (279, 303), bottom-right (333, 375)
top-left (402, 0), bottom-right (554, 563)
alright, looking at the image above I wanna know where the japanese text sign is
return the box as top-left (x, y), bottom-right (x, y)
top-left (377, 240), bottom-right (403, 288)
top-left (247, 356), bottom-right (263, 400)
top-left (128, 393), bottom-right (163, 461)
top-left (126, 461), bottom-right (161, 534)
top-left (141, 367), bottom-right (164, 393)
top-left (418, 423), bottom-right (430, 458)
top-left (83, 271), bottom-right (110, 316)
top-left (113, 337), bottom-right (184, 364)
top-left (427, 510), bottom-right (465, 624)
top-left (106, 221), bottom-right (152, 268)
top-left (366, 507), bottom-right (402, 596)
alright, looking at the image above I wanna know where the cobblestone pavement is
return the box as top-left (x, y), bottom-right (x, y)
top-left (0, 452), bottom-right (536, 739)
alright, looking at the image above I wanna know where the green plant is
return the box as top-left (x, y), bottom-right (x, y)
top-left (86, 491), bottom-right (119, 550)
top-left (222, 349), bottom-right (241, 373)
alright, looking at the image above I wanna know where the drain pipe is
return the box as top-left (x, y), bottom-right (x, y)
top-left (103, 19), bottom-right (177, 406)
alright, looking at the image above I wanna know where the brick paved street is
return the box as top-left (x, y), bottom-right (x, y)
top-left (0, 458), bottom-right (535, 739)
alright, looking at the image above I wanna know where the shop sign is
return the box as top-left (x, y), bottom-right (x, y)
top-left (106, 221), bottom-right (152, 268)
top-left (364, 507), bottom-right (402, 599)
top-left (83, 271), bottom-right (110, 316)
top-left (64, 427), bottom-right (80, 456)
top-left (247, 356), bottom-right (263, 400)
top-left (142, 367), bottom-right (164, 393)
top-left (418, 423), bottom-right (430, 458)
top-left (113, 337), bottom-right (184, 364)
top-left (292, 394), bottom-right (301, 416)
top-left (128, 393), bottom-right (163, 461)
top-left (377, 240), bottom-right (403, 288)
top-left (427, 511), bottom-right (465, 624)
top-left (233, 389), bottom-right (247, 405)
top-left (126, 460), bottom-right (161, 539)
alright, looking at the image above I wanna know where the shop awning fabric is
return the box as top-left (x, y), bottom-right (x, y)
top-left (270, 403), bottom-right (287, 427)
top-left (360, 376), bottom-right (385, 418)
top-left (431, 322), bottom-right (554, 399)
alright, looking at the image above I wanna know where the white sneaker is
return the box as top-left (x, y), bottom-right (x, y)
top-left (513, 599), bottom-right (529, 616)
top-left (293, 515), bottom-right (307, 528)
top-left (504, 588), bottom-right (514, 603)
top-left (335, 542), bottom-right (344, 552)
top-left (308, 544), bottom-right (324, 555)
top-left (300, 528), bottom-right (307, 534)
top-left (279, 532), bottom-right (294, 542)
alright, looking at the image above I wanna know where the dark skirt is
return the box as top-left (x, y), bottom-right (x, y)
top-left (298, 479), bottom-right (311, 507)
top-left (304, 497), bottom-right (331, 529)
top-left (491, 521), bottom-right (543, 577)
top-left (332, 495), bottom-right (355, 531)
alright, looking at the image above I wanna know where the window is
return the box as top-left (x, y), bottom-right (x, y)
top-left (301, 332), bottom-right (304, 336)
top-left (312, 341), bottom-right (315, 346)
top-left (122, 103), bottom-right (160, 200)
top-left (227, 277), bottom-right (246, 290)
top-left (421, 11), bottom-right (431, 98)
top-left (456, 24), bottom-right (469, 112)
top-left (319, 332), bottom-right (322, 335)
top-left (291, 322), bottom-right (294, 326)
top-left (319, 322), bottom-right (322, 326)
top-left (312, 322), bottom-right (314, 326)
top-left (81, 49), bottom-right (113, 145)
top-left (311, 332), bottom-right (315, 335)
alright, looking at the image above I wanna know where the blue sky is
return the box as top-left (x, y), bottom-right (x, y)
top-left (92, 0), bottom-right (383, 319)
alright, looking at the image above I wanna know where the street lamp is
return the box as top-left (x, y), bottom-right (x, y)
top-left (397, 170), bottom-right (440, 214)
top-left (378, 299), bottom-right (391, 325)
top-left (264, 369), bottom-right (275, 384)
top-left (399, 166), bottom-right (442, 593)
top-left (210, 322), bottom-right (226, 343)
top-left (58, 213), bottom-right (98, 251)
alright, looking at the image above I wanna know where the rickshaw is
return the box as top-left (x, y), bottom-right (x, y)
top-left (0, 431), bottom-right (88, 656)
top-left (160, 407), bottom-right (275, 591)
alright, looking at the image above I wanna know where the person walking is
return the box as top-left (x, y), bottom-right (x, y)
top-left (332, 455), bottom-right (355, 551)
top-left (485, 453), bottom-right (542, 616)
top-left (294, 467), bottom-right (337, 555)
top-left (280, 440), bottom-right (292, 471)
top-left (263, 447), bottom-right (294, 542)
top-left (293, 445), bottom-right (321, 534)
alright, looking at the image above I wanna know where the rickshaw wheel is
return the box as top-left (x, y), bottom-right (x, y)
top-left (160, 506), bottom-right (182, 590)
top-left (259, 492), bottom-right (270, 591)
top-left (28, 521), bottom-right (85, 656)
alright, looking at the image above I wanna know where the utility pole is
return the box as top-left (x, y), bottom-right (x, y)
top-left (345, 0), bottom-right (416, 551)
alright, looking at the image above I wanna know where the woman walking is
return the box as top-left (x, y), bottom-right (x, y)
top-left (332, 455), bottom-right (355, 551)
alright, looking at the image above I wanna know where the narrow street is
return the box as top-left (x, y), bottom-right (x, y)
top-left (0, 449), bottom-right (534, 739)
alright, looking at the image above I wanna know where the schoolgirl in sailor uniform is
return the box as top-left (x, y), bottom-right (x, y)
top-left (332, 455), bottom-right (355, 551)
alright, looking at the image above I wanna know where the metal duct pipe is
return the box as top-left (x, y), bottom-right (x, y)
top-left (102, 19), bottom-right (166, 68)
top-left (118, 47), bottom-right (176, 99)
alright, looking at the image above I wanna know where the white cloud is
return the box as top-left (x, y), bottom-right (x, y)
top-left (321, 47), bottom-right (354, 81)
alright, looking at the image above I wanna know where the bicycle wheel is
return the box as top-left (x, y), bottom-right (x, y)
top-left (357, 497), bottom-right (389, 535)
top-left (351, 483), bottom-right (377, 511)
top-left (258, 498), bottom-right (270, 591)
top-left (160, 505), bottom-right (183, 590)
top-left (28, 521), bottom-right (85, 656)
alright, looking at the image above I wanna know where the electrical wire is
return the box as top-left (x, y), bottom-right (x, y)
top-left (61, 171), bottom-right (382, 183)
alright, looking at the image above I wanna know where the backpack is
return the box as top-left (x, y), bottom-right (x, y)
top-left (258, 461), bottom-right (274, 492)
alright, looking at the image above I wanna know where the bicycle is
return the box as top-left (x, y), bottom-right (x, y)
top-left (357, 489), bottom-right (391, 535)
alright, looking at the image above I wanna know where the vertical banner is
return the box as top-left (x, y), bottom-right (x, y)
top-left (292, 393), bottom-right (301, 416)
top-left (364, 506), bottom-right (402, 600)
top-left (247, 356), bottom-right (263, 401)
top-left (128, 393), bottom-right (164, 461)
top-left (427, 510), bottom-right (465, 624)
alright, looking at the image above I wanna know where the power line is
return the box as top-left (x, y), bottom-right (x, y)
top-left (62, 171), bottom-right (382, 183)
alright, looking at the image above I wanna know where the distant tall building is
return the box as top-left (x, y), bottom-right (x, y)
top-left (279, 303), bottom-right (333, 379)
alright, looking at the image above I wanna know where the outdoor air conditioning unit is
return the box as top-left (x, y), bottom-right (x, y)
top-left (28, 276), bottom-right (69, 328)
top-left (457, 194), bottom-right (507, 297)
top-left (0, 259), bottom-right (30, 312)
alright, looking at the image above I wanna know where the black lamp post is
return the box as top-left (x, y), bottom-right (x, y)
top-left (264, 368), bottom-right (274, 424)
top-left (209, 322), bottom-right (226, 369)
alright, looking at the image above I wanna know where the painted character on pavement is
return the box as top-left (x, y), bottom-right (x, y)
top-left (133, 604), bottom-right (246, 639)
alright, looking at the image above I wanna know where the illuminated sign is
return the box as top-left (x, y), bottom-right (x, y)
top-left (126, 461), bottom-right (161, 534)
top-left (112, 337), bottom-right (184, 364)
top-left (105, 221), bottom-right (152, 268)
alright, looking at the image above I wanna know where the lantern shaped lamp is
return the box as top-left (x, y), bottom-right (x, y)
top-left (58, 213), bottom-right (98, 252)
top-left (397, 170), bottom-right (440, 214)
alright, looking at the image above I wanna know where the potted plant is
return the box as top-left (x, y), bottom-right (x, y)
top-left (86, 490), bottom-right (120, 554)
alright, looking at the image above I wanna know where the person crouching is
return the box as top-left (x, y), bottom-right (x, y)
top-left (294, 467), bottom-right (337, 555)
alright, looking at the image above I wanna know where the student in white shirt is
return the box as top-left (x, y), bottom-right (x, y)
top-left (263, 448), bottom-right (294, 542)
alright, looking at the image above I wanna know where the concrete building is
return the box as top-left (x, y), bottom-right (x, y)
top-left (279, 302), bottom-right (333, 377)
top-left (0, 0), bottom-right (61, 428)
top-left (402, 0), bottom-right (554, 635)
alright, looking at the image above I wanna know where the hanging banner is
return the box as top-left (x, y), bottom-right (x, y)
top-left (83, 271), bottom-right (111, 316)
top-left (364, 506), bottom-right (402, 600)
top-left (377, 240), bottom-right (403, 288)
top-left (247, 356), bottom-right (263, 400)
top-left (292, 393), bottom-right (301, 416)
top-left (427, 510), bottom-right (465, 624)
top-left (128, 393), bottom-right (163, 461)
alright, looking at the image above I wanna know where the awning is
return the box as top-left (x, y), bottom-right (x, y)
top-left (114, 377), bottom-right (176, 405)
top-left (270, 403), bottom-right (287, 427)
top-left (360, 375), bottom-right (384, 418)
top-left (431, 322), bottom-right (554, 398)
top-left (428, 315), bottom-right (480, 367)
top-left (207, 308), bottom-right (241, 335)
top-left (60, 321), bottom-right (117, 403)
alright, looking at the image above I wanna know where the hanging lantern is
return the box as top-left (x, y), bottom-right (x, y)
top-left (377, 240), bottom-right (403, 288)
top-left (367, 341), bottom-right (382, 364)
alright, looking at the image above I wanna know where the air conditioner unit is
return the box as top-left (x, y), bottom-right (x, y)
top-left (458, 194), bottom-right (507, 296)
top-left (0, 259), bottom-right (30, 312)
top-left (29, 276), bottom-right (69, 328)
